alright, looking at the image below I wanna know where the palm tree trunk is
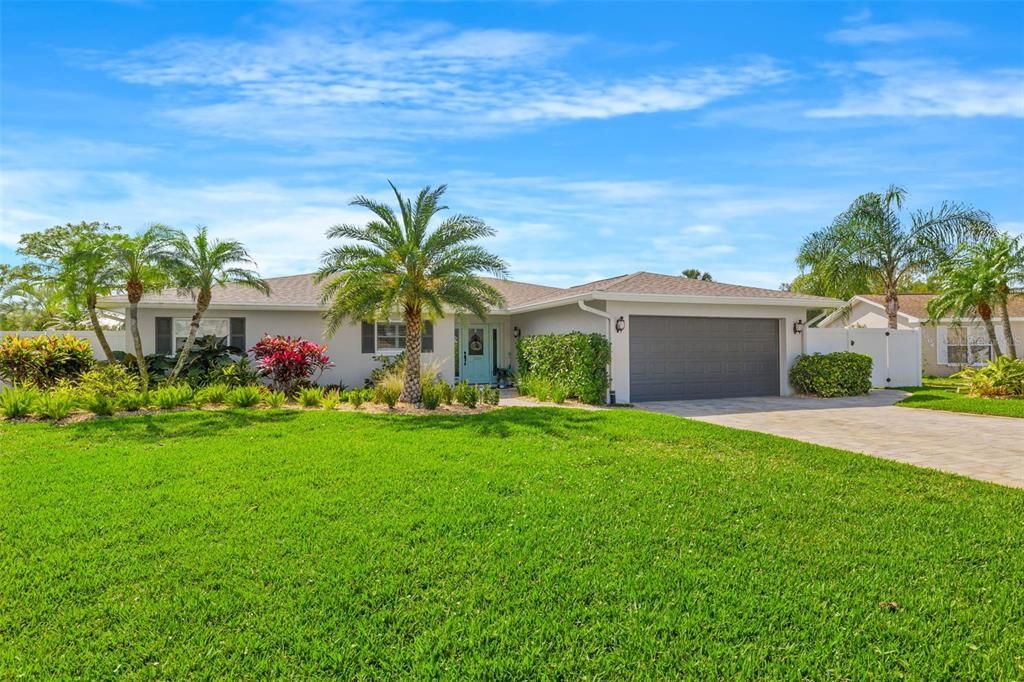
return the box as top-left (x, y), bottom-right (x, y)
top-left (86, 293), bottom-right (115, 363)
top-left (169, 290), bottom-right (210, 382)
top-left (128, 283), bottom-right (149, 390)
top-left (978, 302), bottom-right (1002, 359)
top-left (998, 289), bottom-right (1017, 360)
top-left (884, 289), bottom-right (899, 330)
top-left (401, 308), bottom-right (422, 404)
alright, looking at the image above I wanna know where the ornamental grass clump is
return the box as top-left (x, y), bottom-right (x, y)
top-left (82, 392), bottom-right (116, 417)
top-left (116, 392), bottom-right (149, 412)
top-left (348, 389), bottom-right (365, 409)
top-left (374, 384), bottom-right (400, 409)
top-left (196, 383), bottom-right (231, 406)
top-left (0, 387), bottom-right (38, 419)
top-left (321, 390), bottom-right (341, 410)
top-left (151, 384), bottom-right (193, 410)
top-left (263, 390), bottom-right (287, 409)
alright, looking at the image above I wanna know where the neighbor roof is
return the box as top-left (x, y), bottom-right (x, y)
top-left (857, 293), bottom-right (1024, 320)
top-left (101, 271), bottom-right (839, 311)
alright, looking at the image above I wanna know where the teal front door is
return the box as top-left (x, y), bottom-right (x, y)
top-left (459, 323), bottom-right (493, 384)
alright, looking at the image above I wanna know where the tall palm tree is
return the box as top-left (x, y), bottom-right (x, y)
top-left (112, 225), bottom-right (176, 390)
top-left (796, 185), bottom-right (993, 329)
top-left (0, 264), bottom-right (92, 331)
top-left (166, 226), bottom-right (270, 382)
top-left (17, 222), bottom-right (121, 360)
top-left (317, 182), bottom-right (508, 404)
top-left (928, 246), bottom-right (1005, 359)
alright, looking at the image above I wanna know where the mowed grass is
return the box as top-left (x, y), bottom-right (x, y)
top-left (898, 378), bottom-right (1024, 418)
top-left (2, 408), bottom-right (1023, 679)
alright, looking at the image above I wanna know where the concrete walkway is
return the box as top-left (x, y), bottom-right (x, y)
top-left (637, 391), bottom-right (1024, 488)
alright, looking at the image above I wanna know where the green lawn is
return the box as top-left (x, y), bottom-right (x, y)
top-left (2, 408), bottom-right (1022, 678)
top-left (898, 378), bottom-right (1024, 418)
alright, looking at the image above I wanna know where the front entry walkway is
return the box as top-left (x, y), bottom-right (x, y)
top-left (637, 391), bottom-right (1024, 488)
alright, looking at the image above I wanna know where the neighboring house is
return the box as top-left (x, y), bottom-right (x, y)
top-left (100, 271), bottom-right (840, 403)
top-left (818, 294), bottom-right (1024, 377)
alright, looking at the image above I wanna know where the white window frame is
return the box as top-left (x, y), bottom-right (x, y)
top-left (173, 317), bottom-right (229, 351)
top-left (375, 320), bottom-right (433, 355)
top-left (939, 325), bottom-right (996, 367)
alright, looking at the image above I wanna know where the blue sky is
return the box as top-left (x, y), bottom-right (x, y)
top-left (2, 1), bottom-right (1022, 288)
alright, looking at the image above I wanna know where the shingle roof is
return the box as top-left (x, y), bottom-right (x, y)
top-left (860, 293), bottom-right (1024, 320)
top-left (102, 271), bottom-right (837, 310)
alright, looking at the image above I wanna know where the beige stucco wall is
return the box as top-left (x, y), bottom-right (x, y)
top-left (922, 321), bottom-right (1024, 377)
top-left (132, 306), bottom-right (458, 387)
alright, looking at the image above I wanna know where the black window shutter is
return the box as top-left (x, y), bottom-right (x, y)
top-left (229, 317), bottom-right (246, 352)
top-left (155, 317), bottom-right (172, 355)
top-left (422, 320), bottom-right (434, 353)
top-left (361, 321), bottom-right (375, 353)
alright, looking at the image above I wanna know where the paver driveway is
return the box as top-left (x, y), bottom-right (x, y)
top-left (637, 390), bottom-right (1024, 488)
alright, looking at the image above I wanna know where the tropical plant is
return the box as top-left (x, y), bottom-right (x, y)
top-left (217, 358), bottom-right (262, 387)
top-left (226, 385), bottom-right (263, 408)
top-left (0, 334), bottom-right (94, 388)
top-left (928, 244), bottom-right (1008, 358)
top-left (196, 383), bottom-right (231, 405)
top-left (250, 335), bottom-right (332, 394)
top-left (263, 390), bottom-right (287, 409)
top-left (348, 388), bottom-right (366, 409)
top-left (420, 382), bottom-right (442, 410)
top-left (82, 392), bottom-right (117, 417)
top-left (952, 356), bottom-right (1024, 398)
top-left (796, 186), bottom-right (993, 329)
top-left (35, 389), bottom-right (76, 420)
top-left (172, 335), bottom-right (248, 386)
top-left (317, 181), bottom-right (508, 404)
top-left (681, 268), bottom-right (713, 281)
top-left (298, 386), bottom-right (325, 407)
top-left (17, 222), bottom-right (122, 361)
top-left (74, 363), bottom-right (139, 398)
top-left (322, 389), bottom-right (341, 410)
top-left (151, 384), bottom-right (193, 409)
top-left (0, 264), bottom-right (93, 331)
top-left (111, 225), bottom-right (175, 390)
top-left (373, 383), bottom-right (400, 409)
top-left (0, 387), bottom-right (38, 418)
top-left (165, 226), bottom-right (269, 381)
top-left (117, 392), bottom-right (149, 412)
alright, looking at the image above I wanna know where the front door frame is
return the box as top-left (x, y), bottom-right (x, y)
top-left (457, 321), bottom-right (495, 384)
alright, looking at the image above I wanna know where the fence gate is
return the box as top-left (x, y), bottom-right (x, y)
top-left (804, 328), bottom-right (922, 388)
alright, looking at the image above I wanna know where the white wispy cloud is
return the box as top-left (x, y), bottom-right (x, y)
top-left (807, 60), bottom-right (1024, 118)
top-left (75, 25), bottom-right (788, 141)
top-left (826, 19), bottom-right (968, 45)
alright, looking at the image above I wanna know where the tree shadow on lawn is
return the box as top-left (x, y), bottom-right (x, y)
top-left (368, 406), bottom-right (610, 440)
top-left (62, 409), bottom-right (301, 443)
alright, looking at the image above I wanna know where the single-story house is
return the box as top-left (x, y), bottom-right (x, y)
top-left (100, 272), bottom-right (840, 403)
top-left (818, 294), bottom-right (1024, 377)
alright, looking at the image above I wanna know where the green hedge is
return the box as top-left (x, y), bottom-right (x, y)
top-left (790, 352), bottom-right (872, 398)
top-left (516, 332), bottom-right (610, 404)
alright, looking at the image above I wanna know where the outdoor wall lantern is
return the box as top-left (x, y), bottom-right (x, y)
top-left (614, 316), bottom-right (626, 333)
top-left (793, 319), bottom-right (805, 334)
top-left (512, 326), bottom-right (521, 339)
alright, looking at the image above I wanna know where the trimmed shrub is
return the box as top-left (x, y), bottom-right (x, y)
top-left (0, 387), bottom-right (38, 418)
top-left (227, 386), bottom-right (262, 408)
top-left (263, 390), bottom-right (287, 409)
top-left (75, 363), bottom-right (139, 398)
top-left (953, 357), bottom-right (1024, 398)
top-left (516, 332), bottom-right (610, 404)
top-left (454, 381), bottom-right (477, 408)
top-left (298, 386), bottom-right (325, 407)
top-left (438, 381), bottom-right (453, 405)
top-left (0, 334), bottom-right (94, 388)
top-left (35, 389), bottom-right (76, 420)
top-left (790, 352), bottom-right (872, 398)
top-left (251, 335), bottom-right (333, 394)
top-left (421, 382), bottom-right (442, 410)
top-left (482, 386), bottom-right (500, 406)
top-left (348, 388), bottom-right (366, 409)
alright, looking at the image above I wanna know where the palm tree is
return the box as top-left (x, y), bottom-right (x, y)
top-left (796, 185), bottom-right (993, 329)
top-left (166, 226), bottom-right (270, 382)
top-left (17, 222), bottom-right (121, 360)
top-left (112, 225), bottom-right (176, 390)
top-left (928, 247), bottom-right (1005, 359)
top-left (0, 264), bottom-right (92, 331)
top-left (317, 182), bottom-right (508, 404)
top-left (681, 268), bottom-right (713, 281)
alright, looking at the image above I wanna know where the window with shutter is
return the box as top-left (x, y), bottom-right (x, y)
top-left (361, 322), bottom-right (375, 353)
top-left (155, 317), bottom-right (172, 355)
top-left (422, 320), bottom-right (434, 353)
top-left (229, 318), bottom-right (246, 352)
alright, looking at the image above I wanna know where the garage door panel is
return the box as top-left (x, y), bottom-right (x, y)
top-left (629, 316), bottom-right (780, 401)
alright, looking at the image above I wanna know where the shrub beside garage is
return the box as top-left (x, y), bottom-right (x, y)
top-left (790, 352), bottom-right (873, 398)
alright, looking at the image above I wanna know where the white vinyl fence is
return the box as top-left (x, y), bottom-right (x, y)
top-left (804, 328), bottom-right (922, 388)
top-left (0, 330), bottom-right (126, 359)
